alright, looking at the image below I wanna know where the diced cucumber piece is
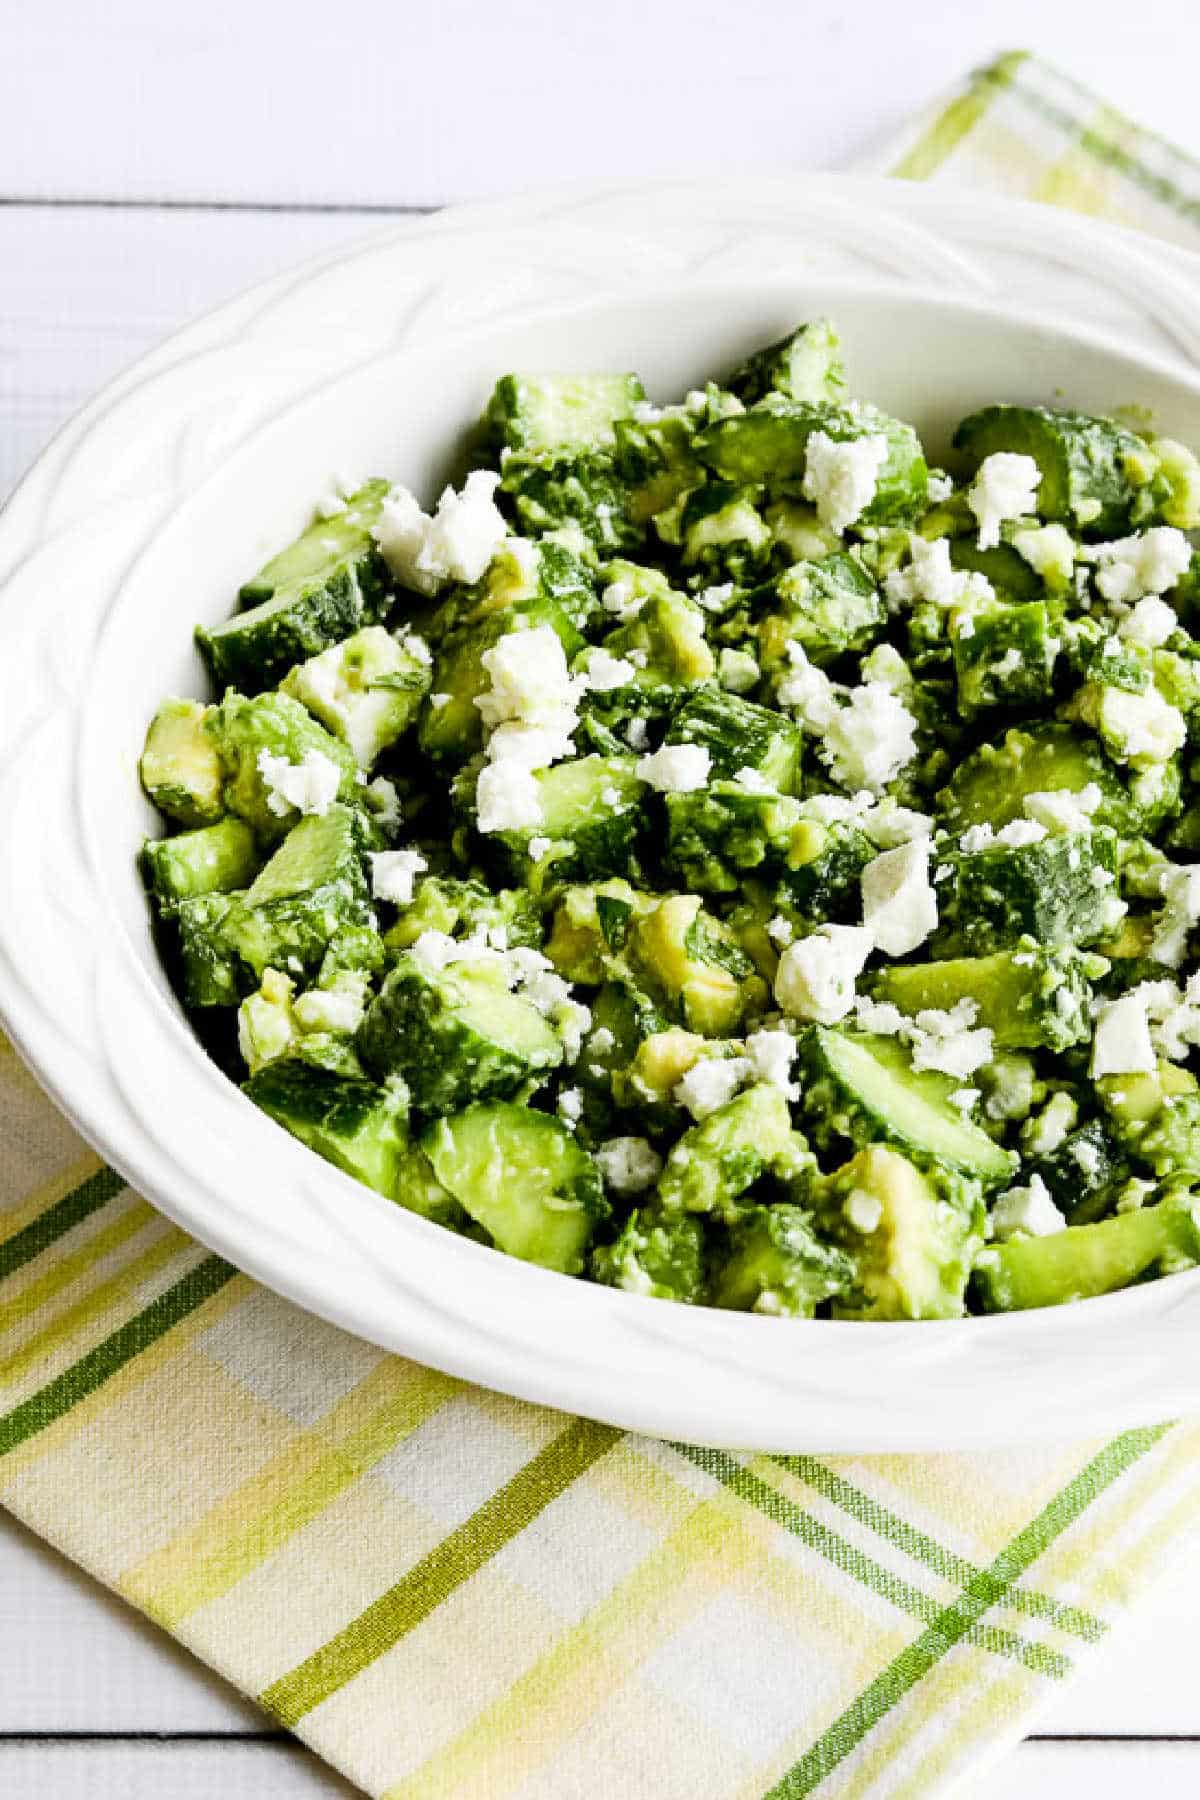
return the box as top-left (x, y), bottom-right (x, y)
top-left (821, 1144), bottom-right (984, 1321)
top-left (952, 406), bottom-right (1146, 536)
top-left (140, 699), bottom-right (225, 827)
top-left (358, 952), bottom-right (563, 1114)
top-left (663, 688), bottom-right (801, 788)
top-left (1099, 1063), bottom-right (1200, 1181)
top-left (592, 1208), bottom-right (707, 1302)
top-left (199, 570), bottom-right (364, 697)
top-left (799, 1027), bottom-right (1015, 1184)
top-left (174, 892), bottom-right (246, 1008)
top-left (243, 1057), bottom-right (408, 1200)
top-left (500, 448), bottom-right (641, 553)
top-left (282, 625), bottom-right (430, 767)
top-left (937, 723), bottom-right (1176, 838)
top-left (951, 600), bottom-right (1058, 719)
top-left (664, 783), bottom-right (800, 894)
top-left (726, 320), bottom-right (846, 408)
top-left (143, 818), bottom-right (260, 907)
top-left (424, 1102), bottom-right (606, 1273)
top-left (211, 691), bottom-right (359, 839)
top-left (384, 876), bottom-right (543, 955)
top-left (673, 481), bottom-right (772, 584)
top-left (1028, 1119), bottom-right (1129, 1224)
top-left (658, 1084), bottom-right (803, 1220)
top-left (871, 946), bottom-right (1098, 1052)
top-left (713, 1203), bottom-right (853, 1316)
top-left (614, 413), bottom-right (705, 524)
top-left (947, 537), bottom-right (1042, 603)
top-left (239, 479), bottom-right (391, 610)
top-left (221, 806), bottom-right (373, 981)
top-left (492, 755), bottom-right (645, 883)
top-left (937, 828), bottom-right (1121, 954)
top-left (696, 401), bottom-right (928, 524)
top-left (778, 819), bottom-right (875, 925)
top-left (419, 598), bottom-right (584, 761)
top-left (485, 373), bottom-right (644, 453)
top-left (757, 553), bottom-right (885, 667)
top-left (975, 1195), bottom-right (1200, 1311)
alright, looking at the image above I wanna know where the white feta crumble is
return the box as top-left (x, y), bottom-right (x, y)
top-left (557, 1087), bottom-right (583, 1126)
top-left (363, 775), bottom-right (402, 831)
top-left (861, 840), bottom-right (938, 956)
top-left (994, 819), bottom-right (1048, 848)
top-left (959, 823), bottom-right (995, 854)
top-left (1095, 684), bottom-right (1186, 765)
top-left (884, 534), bottom-right (994, 611)
top-left (1119, 594), bottom-right (1178, 648)
top-left (852, 997), bottom-right (906, 1037)
top-left (590, 1026), bottom-right (615, 1055)
top-left (908, 1000), bottom-right (994, 1080)
top-left (843, 1189), bottom-right (883, 1234)
top-left (926, 472), bottom-right (954, 504)
top-left (408, 929), bottom-right (461, 975)
top-left (732, 766), bottom-right (774, 795)
top-left (1022, 783), bottom-right (1103, 835)
top-left (744, 1028), bottom-right (799, 1100)
top-left (861, 803), bottom-right (933, 849)
top-left (635, 743), bottom-right (711, 793)
top-left (373, 471), bottom-right (507, 595)
top-left (369, 848), bottom-right (427, 906)
top-left (950, 1087), bottom-right (980, 1114)
top-left (766, 914), bottom-right (795, 948)
top-left (821, 683), bottom-right (919, 793)
top-left (429, 692), bottom-right (451, 710)
top-left (396, 630), bottom-right (432, 666)
top-left (718, 648), bottom-right (761, 694)
top-left (673, 1055), bottom-right (750, 1120)
top-left (1090, 990), bottom-right (1157, 1078)
top-left (594, 1136), bottom-right (663, 1194)
top-left (1023, 1091), bottom-right (1078, 1158)
top-left (475, 761), bottom-right (543, 834)
top-left (1012, 522), bottom-right (1076, 587)
top-left (581, 647), bottom-right (637, 692)
top-left (695, 581), bottom-right (735, 613)
top-left (624, 717), bottom-right (649, 751)
top-left (1089, 527), bottom-right (1193, 603)
top-left (526, 834), bottom-right (552, 864)
top-left (1151, 864), bottom-right (1200, 967)
top-left (991, 1173), bottom-right (1066, 1241)
top-left (293, 980), bottom-right (367, 1037)
top-left (256, 748), bottom-right (342, 819)
top-left (601, 579), bottom-right (642, 623)
top-left (801, 430), bottom-right (889, 534)
top-left (776, 642), bottom-right (841, 730)
top-left (774, 925), bottom-right (874, 1025)
top-left (476, 624), bottom-right (582, 734)
top-left (859, 644), bottom-right (912, 692)
top-left (967, 452), bottom-right (1041, 550)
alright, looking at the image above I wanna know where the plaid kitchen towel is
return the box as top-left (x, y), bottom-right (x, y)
top-left (5, 50), bottom-right (1200, 1800)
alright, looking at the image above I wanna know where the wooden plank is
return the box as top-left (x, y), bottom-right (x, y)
top-left (2, 2), bottom-right (1198, 208)
top-left (0, 1742), bottom-right (358, 1798)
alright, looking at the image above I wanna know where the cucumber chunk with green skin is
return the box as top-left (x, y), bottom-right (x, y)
top-left (424, 1102), bottom-right (606, 1273)
top-left (713, 1203), bottom-right (853, 1316)
top-left (174, 892), bottom-right (246, 1007)
top-left (614, 414), bottom-right (705, 525)
top-left (936, 723), bottom-right (1177, 838)
top-left (484, 373), bottom-right (644, 454)
top-left (238, 479), bottom-right (391, 613)
top-left (952, 406), bottom-right (1147, 537)
top-left (282, 626), bottom-right (430, 768)
top-left (143, 818), bottom-right (260, 907)
top-left (243, 1057), bottom-right (409, 1201)
top-left (601, 591), bottom-right (715, 691)
top-left (672, 482), bottom-right (773, 585)
top-left (210, 691), bottom-right (359, 839)
top-left (199, 567), bottom-right (365, 697)
top-left (726, 320), bottom-right (846, 408)
top-left (696, 401), bottom-right (928, 524)
top-left (392, 1143), bottom-right (476, 1231)
top-left (491, 755), bottom-right (646, 884)
top-left (592, 1208), bottom-right (707, 1302)
top-left (358, 953), bottom-right (563, 1115)
top-left (140, 699), bottom-right (225, 828)
top-left (756, 553), bottom-right (885, 668)
top-left (778, 820), bottom-right (875, 926)
top-left (663, 688), bottom-right (802, 788)
top-left (419, 597), bottom-right (585, 762)
top-left (947, 538), bottom-right (1042, 603)
top-left (936, 828), bottom-right (1121, 955)
top-left (664, 784), bottom-right (801, 894)
top-left (658, 1084), bottom-right (804, 1220)
top-left (871, 946), bottom-right (1099, 1053)
top-left (951, 600), bottom-right (1058, 719)
top-left (500, 448), bottom-right (641, 553)
top-left (974, 1194), bottom-right (1200, 1312)
top-left (1028, 1120), bottom-right (1130, 1224)
top-left (798, 1028), bottom-right (1015, 1185)
top-left (820, 1144), bottom-right (984, 1321)
top-left (222, 806), bottom-right (374, 983)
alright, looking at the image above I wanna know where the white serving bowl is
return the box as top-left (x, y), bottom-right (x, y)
top-left (4, 174), bottom-right (1200, 1451)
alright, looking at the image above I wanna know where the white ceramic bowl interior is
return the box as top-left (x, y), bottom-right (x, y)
top-left (4, 177), bottom-right (1200, 1450)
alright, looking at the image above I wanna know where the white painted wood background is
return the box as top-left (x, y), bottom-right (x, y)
top-left (3, 2), bottom-right (1199, 1793)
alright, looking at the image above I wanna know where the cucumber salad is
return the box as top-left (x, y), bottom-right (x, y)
top-left (139, 320), bottom-right (1200, 1319)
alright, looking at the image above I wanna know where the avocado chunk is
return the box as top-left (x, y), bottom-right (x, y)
top-left (485, 373), bottom-right (645, 454)
top-left (713, 1203), bottom-right (853, 1316)
top-left (424, 1102), bottom-right (606, 1273)
top-left (630, 894), bottom-right (765, 1037)
top-left (871, 945), bottom-right (1099, 1053)
top-left (1099, 1062), bottom-right (1200, 1180)
top-left (936, 723), bottom-right (1172, 838)
top-left (211, 691), bottom-right (359, 839)
top-left (282, 625), bottom-right (430, 767)
top-left (384, 876), bottom-right (543, 956)
top-left (243, 1056), bottom-right (408, 1200)
top-left (658, 1083), bottom-right (805, 1220)
top-left (358, 951), bottom-right (563, 1115)
top-left (592, 1207), bottom-right (706, 1302)
top-left (140, 699), bottom-right (225, 827)
top-left (799, 1027), bottom-right (1015, 1185)
top-left (821, 1144), bottom-right (984, 1321)
top-left (602, 590), bottom-right (715, 691)
top-left (143, 817), bottom-right (260, 908)
top-left (975, 1194), bottom-right (1200, 1311)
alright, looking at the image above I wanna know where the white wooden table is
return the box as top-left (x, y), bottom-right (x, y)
top-left (3, 4), bottom-right (1199, 1793)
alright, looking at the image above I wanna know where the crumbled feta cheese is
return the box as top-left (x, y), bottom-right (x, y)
top-left (1023, 1091), bottom-right (1078, 1158)
top-left (718, 648), bottom-right (761, 694)
top-left (1091, 990), bottom-right (1157, 1078)
top-left (821, 683), bottom-right (919, 793)
top-left (594, 1136), bottom-right (663, 1193)
top-left (475, 761), bottom-right (543, 834)
top-left (476, 624), bottom-right (582, 734)
top-left (776, 643), bottom-right (840, 730)
top-left (1012, 522), bottom-right (1076, 587)
top-left (992, 1173), bottom-right (1066, 1241)
top-left (635, 744), bottom-right (711, 793)
top-left (1022, 783), bottom-right (1103, 834)
top-left (844, 1188), bottom-right (883, 1234)
top-left (884, 534), bottom-right (994, 611)
top-left (624, 717), bottom-right (649, 751)
top-left (557, 1087), bottom-right (583, 1125)
top-left (590, 1026), bottom-right (615, 1055)
top-left (601, 579), bottom-right (642, 623)
top-left (1073, 1140), bottom-right (1102, 1177)
top-left (695, 581), bottom-right (735, 613)
top-left (256, 748), bottom-right (342, 819)
top-left (801, 431), bottom-right (889, 534)
top-left (950, 1087), bottom-right (980, 1114)
top-left (1151, 864), bottom-right (1200, 968)
top-left (373, 472), bottom-right (507, 595)
top-left (397, 630), bottom-right (432, 666)
top-left (1095, 684), bottom-right (1186, 765)
top-left (369, 848), bottom-right (427, 906)
top-left (1120, 595), bottom-right (1178, 647)
top-left (959, 823), bottom-right (995, 854)
top-left (363, 775), bottom-right (402, 831)
top-left (908, 1000), bottom-right (994, 1080)
top-left (526, 834), bottom-right (552, 864)
top-left (581, 647), bottom-right (637, 692)
top-left (861, 840), bottom-right (937, 956)
top-left (967, 453), bottom-right (1041, 550)
top-left (632, 399), bottom-right (663, 424)
top-left (429, 691), bottom-right (451, 710)
top-left (674, 1056), bottom-right (750, 1120)
top-left (1089, 527), bottom-right (1193, 603)
top-left (767, 914), bottom-right (795, 947)
top-left (744, 1028), bottom-right (799, 1100)
top-left (860, 803), bottom-right (933, 849)
top-left (408, 930), bottom-right (461, 975)
top-left (732, 766), bottom-right (774, 795)
top-left (774, 925), bottom-right (874, 1024)
top-left (994, 819), bottom-right (1048, 848)
top-left (926, 472), bottom-right (954, 504)
top-left (853, 997), bottom-right (906, 1037)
